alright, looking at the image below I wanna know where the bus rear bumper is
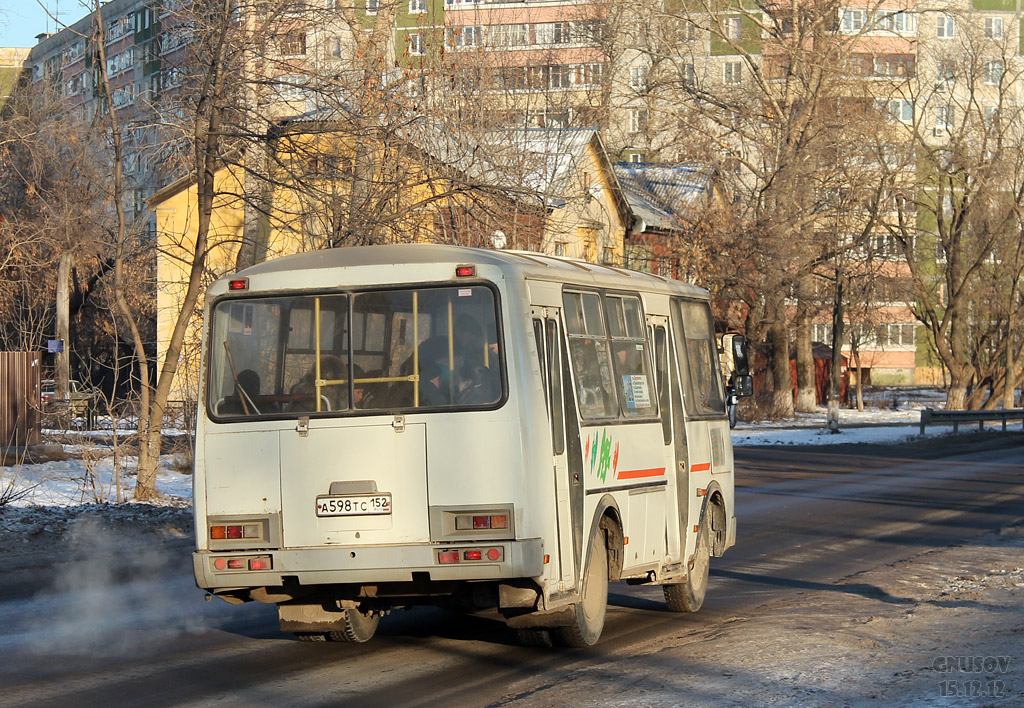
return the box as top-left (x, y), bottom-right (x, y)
top-left (193, 538), bottom-right (545, 592)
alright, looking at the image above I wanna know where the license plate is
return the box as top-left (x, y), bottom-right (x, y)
top-left (316, 494), bottom-right (392, 517)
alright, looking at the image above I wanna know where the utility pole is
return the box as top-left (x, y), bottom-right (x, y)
top-left (56, 252), bottom-right (72, 399)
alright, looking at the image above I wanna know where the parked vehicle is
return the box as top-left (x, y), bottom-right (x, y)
top-left (192, 245), bottom-right (751, 646)
top-left (40, 379), bottom-right (98, 413)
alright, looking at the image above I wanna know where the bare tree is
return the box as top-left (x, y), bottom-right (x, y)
top-left (873, 11), bottom-right (1024, 409)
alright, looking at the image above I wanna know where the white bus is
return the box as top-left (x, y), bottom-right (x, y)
top-left (193, 244), bottom-right (748, 646)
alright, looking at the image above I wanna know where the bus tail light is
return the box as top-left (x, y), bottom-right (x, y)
top-left (210, 524), bottom-right (261, 540)
top-left (437, 506), bottom-right (515, 540)
top-left (456, 514), bottom-right (509, 530)
top-left (211, 554), bottom-right (273, 572)
top-left (248, 556), bottom-right (272, 571)
top-left (437, 547), bottom-right (504, 565)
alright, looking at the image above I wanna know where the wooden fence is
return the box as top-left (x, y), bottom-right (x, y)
top-left (0, 352), bottom-right (42, 448)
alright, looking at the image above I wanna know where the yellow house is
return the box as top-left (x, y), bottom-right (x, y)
top-left (150, 122), bottom-right (631, 400)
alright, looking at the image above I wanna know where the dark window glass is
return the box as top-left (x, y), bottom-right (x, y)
top-left (208, 286), bottom-right (503, 419)
top-left (676, 299), bottom-right (726, 415)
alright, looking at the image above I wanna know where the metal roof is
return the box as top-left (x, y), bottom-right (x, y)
top-left (612, 162), bottom-right (715, 231)
top-left (235, 244), bottom-right (707, 297)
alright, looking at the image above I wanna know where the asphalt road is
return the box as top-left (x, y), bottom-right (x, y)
top-left (3, 433), bottom-right (1024, 708)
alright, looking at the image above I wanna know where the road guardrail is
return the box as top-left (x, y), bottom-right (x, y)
top-left (919, 407), bottom-right (1024, 434)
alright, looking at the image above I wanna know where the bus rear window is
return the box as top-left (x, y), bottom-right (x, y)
top-left (207, 285), bottom-right (502, 419)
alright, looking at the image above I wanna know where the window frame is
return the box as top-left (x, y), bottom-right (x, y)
top-left (562, 287), bottom-right (659, 425)
top-left (205, 282), bottom-right (507, 423)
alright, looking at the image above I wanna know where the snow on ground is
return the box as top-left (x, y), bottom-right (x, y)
top-left (1, 446), bottom-right (193, 509)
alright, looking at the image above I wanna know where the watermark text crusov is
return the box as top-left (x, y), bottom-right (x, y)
top-left (934, 656), bottom-right (1013, 699)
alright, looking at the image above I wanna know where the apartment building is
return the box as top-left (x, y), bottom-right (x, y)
top-left (25, 0), bottom-right (192, 234)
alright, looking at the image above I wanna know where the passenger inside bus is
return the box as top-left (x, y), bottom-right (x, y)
top-left (289, 355), bottom-right (349, 411)
top-left (220, 368), bottom-right (262, 415)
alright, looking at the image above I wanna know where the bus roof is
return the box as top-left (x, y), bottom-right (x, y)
top-left (232, 244), bottom-right (709, 299)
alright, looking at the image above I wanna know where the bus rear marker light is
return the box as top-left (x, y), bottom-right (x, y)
top-left (697, 488), bottom-right (707, 497)
top-left (455, 265), bottom-right (475, 277)
top-left (228, 278), bottom-right (248, 291)
top-left (249, 556), bottom-right (272, 571)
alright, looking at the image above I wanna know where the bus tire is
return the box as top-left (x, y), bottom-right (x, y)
top-left (515, 628), bottom-right (554, 647)
top-left (552, 532), bottom-right (608, 647)
top-left (295, 632), bottom-right (327, 642)
top-left (663, 514), bottom-right (710, 612)
top-left (326, 608), bottom-right (380, 643)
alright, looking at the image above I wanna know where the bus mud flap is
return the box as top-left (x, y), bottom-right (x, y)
top-left (498, 582), bottom-right (540, 610)
top-left (278, 603), bottom-right (348, 633)
top-left (504, 606), bottom-right (575, 629)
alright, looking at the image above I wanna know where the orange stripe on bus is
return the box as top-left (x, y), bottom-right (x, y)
top-left (691, 462), bottom-right (712, 473)
top-left (617, 467), bottom-right (666, 479)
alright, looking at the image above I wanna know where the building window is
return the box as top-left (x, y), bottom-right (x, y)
top-left (883, 98), bottom-right (913, 123)
top-left (535, 22), bottom-right (570, 45)
top-left (875, 11), bottom-right (913, 33)
top-left (446, 25), bottom-right (484, 48)
top-left (724, 61), bottom-right (742, 84)
top-left (984, 16), bottom-right (1003, 40)
top-left (934, 105), bottom-right (953, 135)
top-left (279, 31), bottom-right (306, 56)
top-left (629, 108), bottom-right (648, 133)
top-left (554, 242), bottom-right (567, 257)
top-left (936, 14), bottom-right (954, 38)
top-left (842, 9), bottom-right (867, 33)
top-left (984, 60), bottom-right (1003, 85)
top-left (408, 32), bottom-right (424, 56)
top-left (630, 65), bottom-right (649, 90)
top-left (409, 0), bottom-right (426, 13)
top-left (872, 54), bottom-right (915, 78)
top-left (545, 64), bottom-right (570, 89)
top-left (984, 104), bottom-right (999, 127)
top-left (275, 74), bottom-right (306, 101)
top-left (629, 152), bottom-right (644, 163)
top-left (683, 63), bottom-right (696, 86)
top-left (936, 60), bottom-right (955, 90)
top-left (366, 0), bottom-right (378, 15)
top-left (724, 16), bottom-right (742, 39)
top-left (573, 63), bottom-right (602, 86)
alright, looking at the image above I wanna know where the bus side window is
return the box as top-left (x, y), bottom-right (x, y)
top-left (546, 318), bottom-right (565, 455)
top-left (654, 326), bottom-right (671, 445)
top-left (675, 299), bottom-right (726, 415)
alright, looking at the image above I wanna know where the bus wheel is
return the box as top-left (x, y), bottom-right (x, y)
top-left (326, 608), bottom-right (380, 643)
top-left (663, 515), bottom-right (710, 612)
top-left (515, 628), bottom-right (554, 647)
top-left (553, 534), bottom-right (608, 647)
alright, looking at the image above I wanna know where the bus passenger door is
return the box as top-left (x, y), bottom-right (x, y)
top-left (532, 312), bottom-right (579, 590)
top-left (665, 309), bottom-right (693, 564)
top-left (650, 316), bottom-right (684, 561)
